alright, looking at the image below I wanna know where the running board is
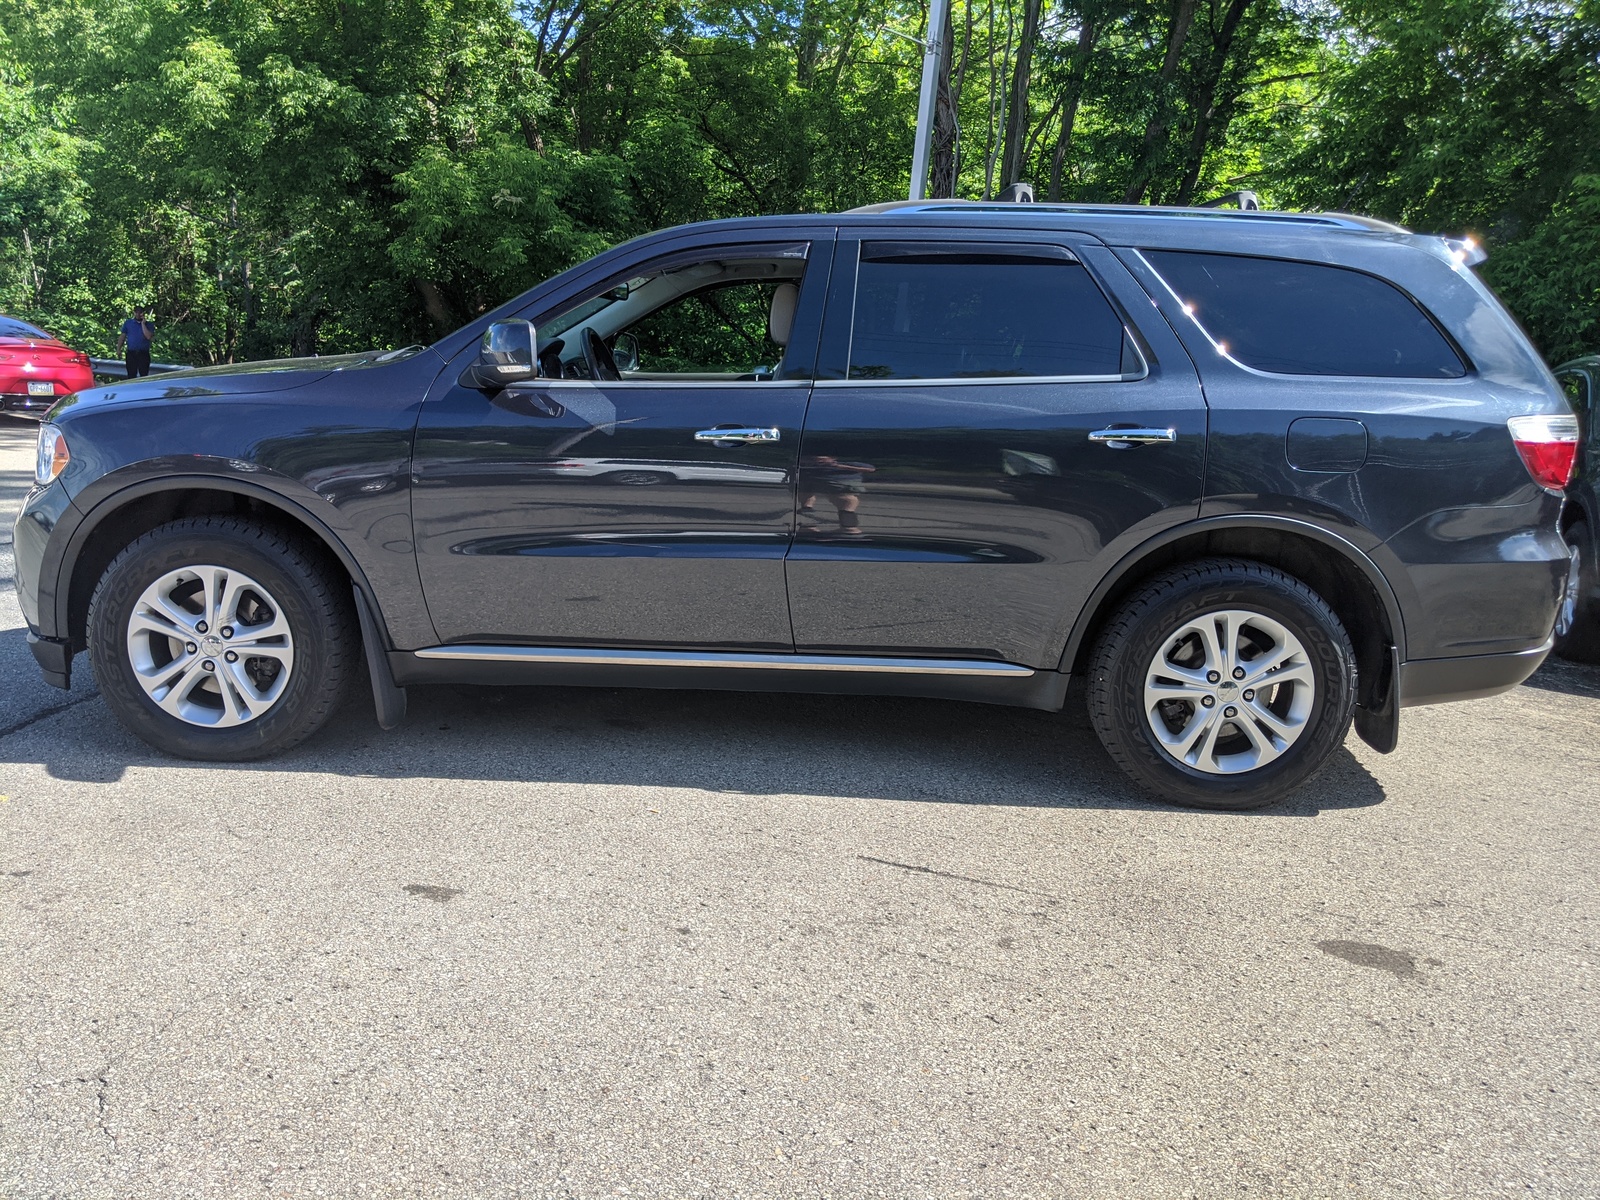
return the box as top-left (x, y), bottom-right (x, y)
top-left (411, 645), bottom-right (1035, 677)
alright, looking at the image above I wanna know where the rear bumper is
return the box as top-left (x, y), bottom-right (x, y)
top-left (1, 392), bottom-right (54, 416)
top-left (1400, 639), bottom-right (1551, 707)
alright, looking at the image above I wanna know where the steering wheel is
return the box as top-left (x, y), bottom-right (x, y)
top-left (580, 327), bottom-right (622, 382)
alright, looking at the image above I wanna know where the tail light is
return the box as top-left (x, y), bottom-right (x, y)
top-left (1507, 414), bottom-right (1579, 492)
top-left (35, 424), bottom-right (71, 486)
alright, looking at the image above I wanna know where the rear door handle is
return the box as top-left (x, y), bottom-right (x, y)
top-left (1088, 427), bottom-right (1177, 448)
top-left (694, 427), bottom-right (781, 445)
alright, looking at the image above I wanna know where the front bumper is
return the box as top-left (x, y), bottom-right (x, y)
top-left (12, 475), bottom-right (76, 639)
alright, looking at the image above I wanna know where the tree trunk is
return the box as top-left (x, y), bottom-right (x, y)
top-left (999, 0), bottom-right (1043, 192)
top-left (982, 0), bottom-right (1005, 198)
top-left (1048, 17), bottom-right (1101, 200)
top-left (1173, 0), bottom-right (1254, 205)
top-left (417, 279), bottom-right (456, 333)
top-left (931, 1), bottom-right (960, 198)
top-left (796, 0), bottom-right (823, 87)
top-left (1122, 0), bottom-right (1198, 204)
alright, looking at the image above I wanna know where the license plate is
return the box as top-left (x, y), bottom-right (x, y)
top-left (27, 381), bottom-right (53, 396)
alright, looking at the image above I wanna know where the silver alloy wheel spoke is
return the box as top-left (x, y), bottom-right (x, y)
top-left (1142, 607), bottom-right (1317, 776)
top-left (125, 564), bottom-right (294, 729)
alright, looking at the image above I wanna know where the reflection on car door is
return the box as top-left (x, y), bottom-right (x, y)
top-left (411, 241), bottom-right (830, 651)
top-left (787, 232), bottom-right (1207, 668)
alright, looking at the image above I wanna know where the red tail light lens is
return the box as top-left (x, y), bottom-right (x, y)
top-left (1507, 414), bottom-right (1580, 491)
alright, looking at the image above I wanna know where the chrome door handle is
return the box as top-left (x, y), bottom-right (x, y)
top-left (694, 427), bottom-right (781, 444)
top-left (1088, 427), bottom-right (1177, 448)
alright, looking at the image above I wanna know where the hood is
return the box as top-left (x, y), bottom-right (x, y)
top-left (46, 345), bottom-right (439, 416)
top-left (163, 346), bottom-right (431, 381)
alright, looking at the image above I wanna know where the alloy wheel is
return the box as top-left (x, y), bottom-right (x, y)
top-left (1142, 608), bottom-right (1317, 775)
top-left (124, 564), bottom-right (295, 727)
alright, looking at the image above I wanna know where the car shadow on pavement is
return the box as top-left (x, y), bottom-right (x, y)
top-left (1520, 656), bottom-right (1600, 698)
top-left (0, 665), bottom-right (1386, 815)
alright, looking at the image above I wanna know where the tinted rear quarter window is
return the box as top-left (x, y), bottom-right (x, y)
top-left (849, 246), bottom-right (1127, 380)
top-left (1145, 250), bottom-right (1466, 378)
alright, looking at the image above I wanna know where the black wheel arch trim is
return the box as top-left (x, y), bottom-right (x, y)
top-left (47, 474), bottom-right (401, 651)
top-left (1055, 513), bottom-right (1410, 673)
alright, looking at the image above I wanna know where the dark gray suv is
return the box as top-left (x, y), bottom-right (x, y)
top-left (14, 201), bottom-right (1579, 809)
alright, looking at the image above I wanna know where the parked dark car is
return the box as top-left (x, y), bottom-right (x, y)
top-left (0, 315), bottom-right (94, 416)
top-left (13, 202), bottom-right (1579, 809)
top-left (1553, 355), bottom-right (1599, 661)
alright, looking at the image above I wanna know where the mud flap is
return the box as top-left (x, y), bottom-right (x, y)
top-left (352, 585), bottom-right (407, 731)
top-left (1353, 643), bottom-right (1399, 754)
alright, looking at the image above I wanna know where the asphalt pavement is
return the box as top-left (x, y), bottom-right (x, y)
top-left (2, 413), bottom-right (1597, 1198)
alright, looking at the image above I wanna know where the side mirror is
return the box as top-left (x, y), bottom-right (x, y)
top-left (613, 332), bottom-right (640, 374)
top-left (459, 319), bottom-right (537, 390)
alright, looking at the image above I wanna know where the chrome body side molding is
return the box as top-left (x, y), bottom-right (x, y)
top-left (412, 645), bottom-right (1035, 677)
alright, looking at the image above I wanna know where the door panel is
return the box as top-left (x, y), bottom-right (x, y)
top-left (412, 233), bottom-right (835, 651)
top-left (413, 379), bottom-right (807, 648)
top-left (787, 234), bottom-right (1207, 668)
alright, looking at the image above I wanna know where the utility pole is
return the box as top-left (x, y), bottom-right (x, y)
top-left (908, 0), bottom-right (953, 200)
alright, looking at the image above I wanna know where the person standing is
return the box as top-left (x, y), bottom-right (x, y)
top-left (116, 306), bottom-right (155, 378)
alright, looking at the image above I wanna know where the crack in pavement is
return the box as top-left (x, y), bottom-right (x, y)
top-left (0, 691), bottom-right (100, 741)
top-left (93, 1073), bottom-right (119, 1153)
top-left (858, 855), bottom-right (1062, 902)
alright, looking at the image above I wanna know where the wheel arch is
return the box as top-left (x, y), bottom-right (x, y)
top-left (1560, 493), bottom-right (1593, 540)
top-left (57, 477), bottom-right (383, 654)
top-left (1059, 516), bottom-right (1406, 711)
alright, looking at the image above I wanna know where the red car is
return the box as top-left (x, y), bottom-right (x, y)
top-left (0, 315), bottom-right (95, 417)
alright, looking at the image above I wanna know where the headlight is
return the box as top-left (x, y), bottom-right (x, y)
top-left (35, 424), bottom-right (71, 486)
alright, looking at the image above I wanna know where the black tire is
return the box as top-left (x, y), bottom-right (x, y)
top-left (1087, 558), bottom-right (1357, 811)
top-left (1554, 520), bottom-right (1600, 663)
top-left (87, 517), bottom-right (357, 760)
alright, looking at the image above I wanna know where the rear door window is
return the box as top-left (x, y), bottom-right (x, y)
top-left (848, 243), bottom-right (1129, 381)
top-left (1144, 250), bottom-right (1467, 379)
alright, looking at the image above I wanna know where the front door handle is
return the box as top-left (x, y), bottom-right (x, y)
top-left (1088, 427), bottom-right (1177, 449)
top-left (694, 427), bottom-right (781, 445)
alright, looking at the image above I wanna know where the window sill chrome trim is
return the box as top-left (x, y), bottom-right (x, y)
top-left (412, 645), bottom-right (1036, 676)
top-left (813, 373), bottom-right (1139, 388)
top-left (523, 378), bottom-right (812, 390)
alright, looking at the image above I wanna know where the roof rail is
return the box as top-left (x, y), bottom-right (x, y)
top-left (1197, 189), bottom-right (1260, 210)
top-left (841, 196), bottom-right (1409, 233)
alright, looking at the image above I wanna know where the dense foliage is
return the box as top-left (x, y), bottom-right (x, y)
top-left (1, 0), bottom-right (1595, 365)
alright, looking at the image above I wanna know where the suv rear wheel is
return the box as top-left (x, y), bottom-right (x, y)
top-left (87, 517), bottom-right (356, 760)
top-left (1088, 559), bottom-right (1357, 810)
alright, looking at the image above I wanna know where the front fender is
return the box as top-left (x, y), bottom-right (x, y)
top-left (43, 467), bottom-right (435, 652)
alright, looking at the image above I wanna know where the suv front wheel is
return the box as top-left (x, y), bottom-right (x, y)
top-left (87, 517), bottom-right (357, 760)
top-left (1088, 559), bottom-right (1357, 810)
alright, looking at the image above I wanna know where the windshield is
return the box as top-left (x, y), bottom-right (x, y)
top-left (542, 281), bottom-right (644, 341)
